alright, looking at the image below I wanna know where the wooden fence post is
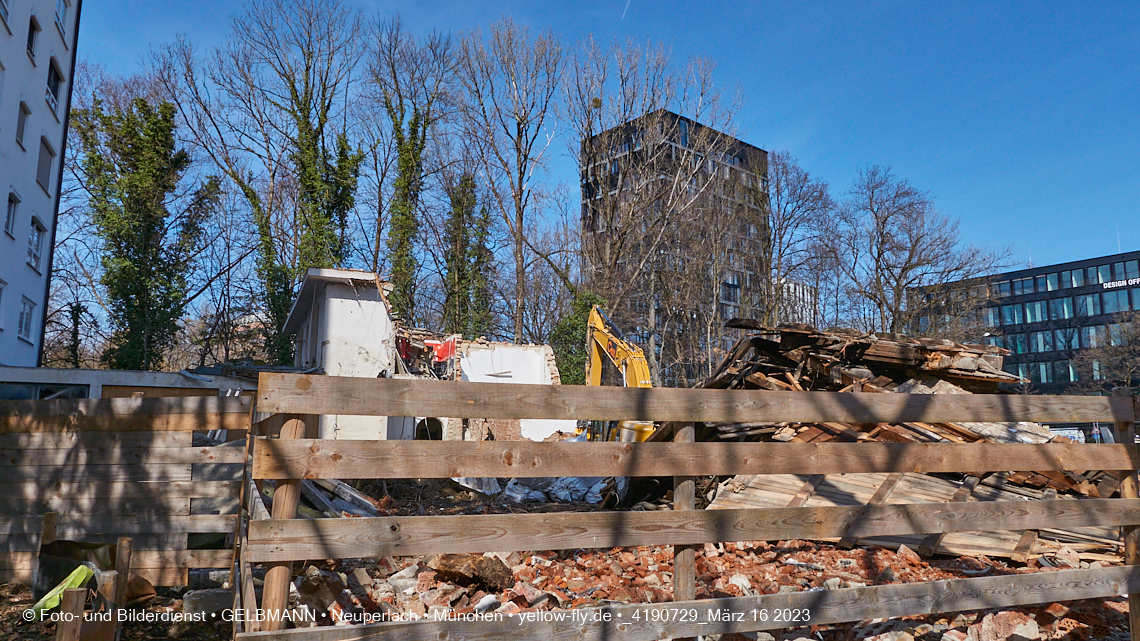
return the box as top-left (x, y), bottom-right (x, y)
top-left (54, 588), bottom-right (85, 641)
top-left (1113, 388), bottom-right (1140, 641)
top-left (260, 415), bottom-right (309, 632)
top-left (673, 424), bottom-right (696, 603)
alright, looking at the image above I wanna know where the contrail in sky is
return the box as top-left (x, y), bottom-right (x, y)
top-left (621, 0), bottom-right (632, 20)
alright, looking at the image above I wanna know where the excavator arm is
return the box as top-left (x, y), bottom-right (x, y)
top-left (586, 306), bottom-right (653, 388)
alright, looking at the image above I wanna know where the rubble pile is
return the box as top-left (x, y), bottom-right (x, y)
top-left (270, 542), bottom-right (1129, 640)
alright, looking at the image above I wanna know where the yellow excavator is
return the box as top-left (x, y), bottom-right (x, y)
top-left (586, 305), bottom-right (655, 441)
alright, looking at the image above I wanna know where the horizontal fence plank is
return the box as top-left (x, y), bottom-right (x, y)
top-left (234, 566), bottom-right (1140, 641)
top-left (131, 549), bottom-right (233, 569)
top-left (252, 440), bottom-right (1138, 480)
top-left (0, 497), bottom-right (192, 516)
top-left (257, 374), bottom-right (1134, 424)
top-left (0, 394), bottom-right (252, 419)
top-left (1, 412), bottom-right (250, 434)
top-left (0, 445), bottom-right (246, 467)
top-left (0, 464), bottom-right (193, 484)
top-left (0, 430), bottom-right (193, 449)
top-left (0, 515), bottom-right (45, 535)
top-left (54, 514), bottom-right (235, 535)
top-left (245, 499), bottom-right (1139, 562)
top-left (0, 480), bottom-right (241, 500)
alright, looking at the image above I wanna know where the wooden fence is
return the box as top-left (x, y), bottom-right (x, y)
top-left (0, 395), bottom-right (250, 586)
top-left (236, 373), bottom-right (1140, 640)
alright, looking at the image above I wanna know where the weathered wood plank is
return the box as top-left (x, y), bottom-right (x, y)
top-left (251, 440), bottom-right (1138, 480)
top-left (0, 430), bottom-right (192, 449)
top-left (0, 395), bottom-right (251, 419)
top-left (0, 481), bottom-right (240, 500)
top-left (244, 498), bottom-right (1140, 562)
top-left (2, 410), bottom-right (250, 434)
top-left (840, 472), bottom-right (903, 549)
top-left (257, 373), bottom-right (1134, 423)
top-left (233, 566), bottom-right (1140, 641)
top-left (673, 424), bottom-right (696, 603)
top-left (0, 445), bottom-right (245, 467)
top-left (0, 515), bottom-right (45, 535)
top-left (53, 514), bottom-right (235, 535)
top-left (131, 549), bottom-right (232, 568)
top-left (0, 464), bottom-right (193, 484)
top-left (1112, 389), bottom-right (1140, 641)
top-left (0, 497), bottom-right (191, 516)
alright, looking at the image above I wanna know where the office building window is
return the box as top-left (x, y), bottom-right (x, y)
top-left (1046, 273), bottom-right (1059, 291)
top-left (1081, 325), bottom-right (1106, 349)
top-left (1133, 288), bottom-right (1140, 311)
top-left (1076, 294), bottom-right (1101, 317)
top-left (1007, 333), bottom-right (1027, 354)
top-left (1027, 361), bottom-right (1050, 384)
top-left (1108, 323), bottom-right (1126, 347)
top-left (982, 306), bottom-right (1000, 327)
top-left (1035, 275), bottom-right (1047, 292)
top-left (36, 138), bottom-right (55, 193)
top-left (18, 297), bottom-right (34, 340)
top-left (1070, 269), bottom-right (1085, 288)
top-left (1053, 360), bottom-right (1076, 383)
top-left (1089, 265), bottom-right (1111, 285)
top-left (1025, 300), bottom-right (1047, 323)
top-left (1049, 297), bottom-right (1073, 320)
top-left (1054, 328), bottom-right (1078, 351)
top-left (27, 16), bottom-right (40, 58)
top-left (1127, 261), bottom-right (1140, 280)
top-left (15, 102), bottom-right (30, 147)
top-left (1012, 278), bottom-right (1033, 295)
top-left (1000, 303), bottom-right (1023, 325)
top-left (996, 281), bottom-right (1011, 298)
top-left (27, 217), bottom-right (45, 270)
top-left (0, 0), bottom-right (9, 25)
top-left (1104, 289), bottom-right (1129, 314)
top-left (1114, 262), bottom-right (1126, 281)
top-left (1028, 330), bottom-right (1052, 353)
top-left (4, 192), bottom-right (17, 236)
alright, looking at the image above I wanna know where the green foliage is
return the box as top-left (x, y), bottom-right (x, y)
top-left (547, 291), bottom-right (605, 385)
top-left (385, 101), bottom-right (429, 321)
top-left (74, 98), bottom-right (221, 371)
top-left (442, 174), bottom-right (494, 337)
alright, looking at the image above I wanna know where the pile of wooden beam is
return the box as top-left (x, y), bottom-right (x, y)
top-left (687, 323), bottom-right (1125, 562)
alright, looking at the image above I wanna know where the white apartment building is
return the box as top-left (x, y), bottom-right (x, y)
top-left (0, 0), bottom-right (80, 366)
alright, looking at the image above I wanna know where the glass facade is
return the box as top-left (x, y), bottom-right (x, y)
top-left (972, 250), bottom-right (1140, 393)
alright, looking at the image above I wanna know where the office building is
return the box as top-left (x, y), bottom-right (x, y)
top-left (0, 0), bottom-right (81, 366)
top-left (977, 250), bottom-right (1140, 394)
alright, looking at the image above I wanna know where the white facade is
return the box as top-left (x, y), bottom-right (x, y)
top-left (284, 268), bottom-right (400, 439)
top-left (0, 0), bottom-right (80, 366)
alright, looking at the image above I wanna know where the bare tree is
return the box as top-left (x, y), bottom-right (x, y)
top-left (565, 36), bottom-right (744, 384)
top-left (759, 150), bottom-right (835, 326)
top-left (1070, 310), bottom-right (1140, 395)
top-left (820, 165), bottom-right (1008, 335)
top-left (154, 0), bottom-right (365, 364)
top-left (457, 18), bottom-right (562, 342)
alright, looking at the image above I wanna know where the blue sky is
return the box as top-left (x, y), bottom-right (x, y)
top-left (79, 0), bottom-right (1140, 269)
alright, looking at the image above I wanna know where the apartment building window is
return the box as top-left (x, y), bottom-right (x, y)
top-left (46, 60), bottom-right (62, 113)
top-left (5, 192), bottom-right (18, 236)
top-left (27, 216), bottom-right (44, 270)
top-left (27, 16), bottom-right (40, 59)
top-left (55, 0), bottom-right (67, 36)
top-left (18, 297), bottom-right (34, 341)
top-left (15, 102), bottom-right (29, 147)
top-left (36, 137), bottom-right (56, 193)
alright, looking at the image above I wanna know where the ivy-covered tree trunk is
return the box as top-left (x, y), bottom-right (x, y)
top-left (442, 173), bottom-right (495, 338)
top-left (73, 98), bottom-right (220, 371)
top-left (385, 105), bottom-right (428, 322)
